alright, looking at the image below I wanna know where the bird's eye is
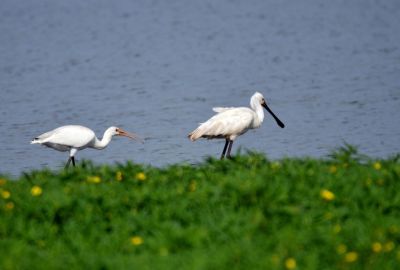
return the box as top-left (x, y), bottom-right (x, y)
top-left (115, 128), bottom-right (118, 132)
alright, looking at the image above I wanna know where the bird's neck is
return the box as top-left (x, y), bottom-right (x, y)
top-left (92, 131), bottom-right (113, 150)
top-left (251, 102), bottom-right (264, 124)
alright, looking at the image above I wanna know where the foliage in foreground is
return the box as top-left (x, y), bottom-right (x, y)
top-left (1, 148), bottom-right (400, 270)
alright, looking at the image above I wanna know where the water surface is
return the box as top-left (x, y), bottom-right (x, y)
top-left (1, 0), bottom-right (400, 175)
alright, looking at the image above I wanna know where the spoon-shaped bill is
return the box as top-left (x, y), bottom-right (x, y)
top-left (116, 128), bottom-right (144, 143)
top-left (262, 103), bottom-right (285, 128)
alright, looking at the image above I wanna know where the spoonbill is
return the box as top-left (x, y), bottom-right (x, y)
top-left (188, 92), bottom-right (285, 159)
top-left (31, 125), bottom-right (142, 168)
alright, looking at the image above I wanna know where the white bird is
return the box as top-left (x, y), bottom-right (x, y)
top-left (188, 92), bottom-right (285, 159)
top-left (31, 125), bottom-right (142, 168)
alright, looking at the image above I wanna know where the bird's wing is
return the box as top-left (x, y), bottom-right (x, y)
top-left (212, 107), bottom-right (236, 113)
top-left (189, 108), bottom-right (254, 140)
top-left (39, 125), bottom-right (95, 148)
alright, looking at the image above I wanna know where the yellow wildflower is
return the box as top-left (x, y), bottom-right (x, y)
top-left (116, 171), bottom-right (123, 181)
top-left (373, 162), bottom-right (382, 170)
top-left (271, 162), bottom-right (281, 170)
top-left (0, 178), bottom-right (7, 186)
top-left (320, 189), bottom-right (335, 201)
top-left (5, 202), bottom-right (14, 211)
top-left (31, 186), bottom-right (42, 196)
top-left (329, 165), bottom-right (337, 174)
top-left (344, 251), bottom-right (358, 263)
top-left (189, 180), bottom-right (197, 192)
top-left (372, 242), bottom-right (382, 253)
top-left (130, 236), bottom-right (143, 246)
top-left (383, 241), bottom-right (395, 252)
top-left (285, 258), bottom-right (296, 269)
top-left (87, 176), bottom-right (101, 184)
top-left (1, 189), bottom-right (11, 199)
top-left (136, 172), bottom-right (146, 181)
top-left (333, 224), bottom-right (342, 234)
top-left (337, 244), bottom-right (347, 254)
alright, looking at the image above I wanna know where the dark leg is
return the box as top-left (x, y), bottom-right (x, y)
top-left (65, 157), bottom-right (71, 169)
top-left (220, 139), bottom-right (230, 160)
top-left (226, 140), bottom-right (234, 159)
top-left (71, 156), bottom-right (75, 167)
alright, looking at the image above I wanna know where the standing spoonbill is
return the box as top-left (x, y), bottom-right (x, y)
top-left (31, 125), bottom-right (142, 168)
top-left (188, 92), bottom-right (285, 159)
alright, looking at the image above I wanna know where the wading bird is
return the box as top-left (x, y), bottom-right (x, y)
top-left (31, 125), bottom-right (142, 168)
top-left (188, 92), bottom-right (285, 159)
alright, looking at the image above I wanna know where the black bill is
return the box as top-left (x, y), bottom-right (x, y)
top-left (262, 103), bottom-right (285, 128)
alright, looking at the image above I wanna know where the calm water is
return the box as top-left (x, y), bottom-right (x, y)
top-left (1, 0), bottom-right (400, 176)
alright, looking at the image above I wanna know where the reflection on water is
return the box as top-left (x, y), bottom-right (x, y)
top-left (1, 0), bottom-right (400, 175)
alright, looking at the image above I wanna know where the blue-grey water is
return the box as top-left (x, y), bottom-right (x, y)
top-left (1, 0), bottom-right (400, 176)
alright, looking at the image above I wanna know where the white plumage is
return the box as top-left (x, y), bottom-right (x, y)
top-left (31, 125), bottom-right (141, 167)
top-left (188, 92), bottom-right (284, 159)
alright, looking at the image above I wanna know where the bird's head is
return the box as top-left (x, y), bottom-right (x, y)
top-left (252, 92), bottom-right (285, 128)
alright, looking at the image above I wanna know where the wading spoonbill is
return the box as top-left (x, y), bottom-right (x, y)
top-left (188, 92), bottom-right (284, 159)
top-left (31, 125), bottom-right (142, 168)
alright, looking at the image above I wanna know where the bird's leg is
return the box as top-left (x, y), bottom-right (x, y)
top-left (65, 148), bottom-right (78, 169)
top-left (226, 140), bottom-right (234, 159)
top-left (65, 157), bottom-right (71, 169)
top-left (220, 139), bottom-right (230, 160)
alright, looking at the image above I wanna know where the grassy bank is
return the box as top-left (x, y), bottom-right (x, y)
top-left (1, 147), bottom-right (400, 269)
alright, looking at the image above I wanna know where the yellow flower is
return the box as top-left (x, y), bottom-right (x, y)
top-left (320, 189), bottom-right (335, 201)
top-left (5, 202), bottom-right (14, 211)
top-left (271, 162), bottom-right (281, 170)
top-left (116, 171), bottom-right (123, 181)
top-left (285, 258), bottom-right (296, 269)
top-left (383, 241), bottom-right (395, 252)
top-left (329, 165), bottom-right (337, 174)
top-left (136, 172), bottom-right (146, 181)
top-left (344, 251), bottom-right (358, 263)
top-left (372, 242), bottom-right (382, 253)
top-left (0, 178), bottom-right (7, 186)
top-left (373, 162), bottom-right (382, 170)
top-left (337, 244), bottom-right (347, 254)
top-left (31, 186), bottom-right (42, 196)
top-left (333, 224), bottom-right (342, 234)
top-left (1, 189), bottom-right (11, 199)
top-left (130, 236), bottom-right (143, 246)
top-left (87, 176), bottom-right (101, 184)
top-left (189, 180), bottom-right (197, 192)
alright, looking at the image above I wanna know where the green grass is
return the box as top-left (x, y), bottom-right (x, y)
top-left (1, 146), bottom-right (400, 269)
